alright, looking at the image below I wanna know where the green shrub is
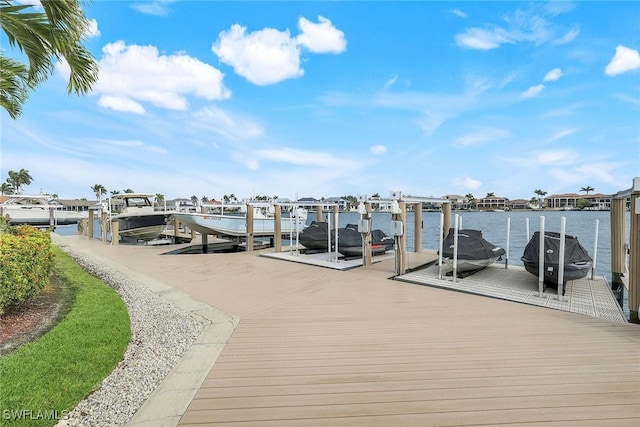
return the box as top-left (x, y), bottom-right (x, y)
top-left (0, 226), bottom-right (54, 315)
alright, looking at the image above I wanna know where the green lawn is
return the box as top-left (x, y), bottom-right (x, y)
top-left (0, 246), bottom-right (131, 427)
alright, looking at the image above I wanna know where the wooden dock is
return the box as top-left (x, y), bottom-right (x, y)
top-left (52, 235), bottom-right (640, 425)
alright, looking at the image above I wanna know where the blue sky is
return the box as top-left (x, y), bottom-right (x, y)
top-left (1, 0), bottom-right (639, 201)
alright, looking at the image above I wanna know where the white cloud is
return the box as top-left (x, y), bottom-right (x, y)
top-left (230, 151), bottom-right (259, 170)
top-left (547, 128), bottom-right (577, 142)
top-left (454, 177), bottom-right (482, 190)
top-left (605, 45), bottom-right (640, 76)
top-left (94, 41), bottom-right (230, 113)
top-left (85, 19), bottom-right (100, 38)
top-left (454, 128), bottom-right (511, 147)
top-left (192, 107), bottom-right (264, 141)
top-left (131, 0), bottom-right (175, 16)
top-left (451, 9), bottom-right (467, 19)
top-left (97, 96), bottom-right (145, 114)
top-left (455, 6), bottom-right (573, 50)
top-left (521, 84), bottom-right (545, 98)
top-left (455, 28), bottom-right (512, 50)
top-left (552, 27), bottom-right (579, 45)
top-left (212, 24), bottom-right (302, 86)
top-left (534, 149), bottom-right (578, 165)
top-left (256, 148), bottom-right (361, 169)
top-left (296, 16), bottom-right (347, 54)
top-left (382, 75), bottom-right (398, 91)
top-left (370, 145), bottom-right (387, 154)
top-left (543, 68), bottom-right (562, 82)
top-left (212, 17), bottom-right (346, 86)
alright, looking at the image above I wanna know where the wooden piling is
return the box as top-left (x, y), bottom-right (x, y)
top-left (101, 211), bottom-right (108, 242)
top-left (315, 205), bottom-right (323, 222)
top-left (610, 198), bottom-right (626, 307)
top-left (395, 200), bottom-right (407, 275)
top-left (246, 204), bottom-right (254, 252)
top-left (274, 205), bottom-right (282, 252)
top-left (111, 221), bottom-right (119, 245)
top-left (88, 210), bottom-right (94, 239)
top-left (363, 202), bottom-right (372, 267)
top-left (173, 217), bottom-right (179, 244)
top-left (201, 233), bottom-right (208, 253)
top-left (629, 178), bottom-right (640, 323)
top-left (442, 202), bottom-right (451, 237)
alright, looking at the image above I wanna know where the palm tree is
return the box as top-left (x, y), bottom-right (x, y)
top-left (464, 193), bottom-right (476, 209)
top-left (6, 168), bottom-right (33, 193)
top-left (91, 184), bottom-right (106, 201)
top-left (0, 0), bottom-right (99, 118)
top-left (190, 195), bottom-right (198, 205)
top-left (485, 192), bottom-right (495, 198)
top-left (580, 186), bottom-right (595, 195)
top-left (155, 193), bottom-right (164, 208)
top-left (0, 182), bottom-right (13, 195)
top-left (123, 188), bottom-right (134, 193)
top-left (534, 189), bottom-right (547, 208)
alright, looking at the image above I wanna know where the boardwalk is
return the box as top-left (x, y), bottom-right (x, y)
top-left (53, 236), bottom-right (640, 426)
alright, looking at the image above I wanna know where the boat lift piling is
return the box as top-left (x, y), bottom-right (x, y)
top-left (611, 176), bottom-right (640, 323)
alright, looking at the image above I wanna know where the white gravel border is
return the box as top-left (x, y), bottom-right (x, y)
top-left (52, 239), bottom-right (210, 427)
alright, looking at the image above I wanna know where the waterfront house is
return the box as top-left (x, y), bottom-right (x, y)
top-left (476, 195), bottom-right (508, 211)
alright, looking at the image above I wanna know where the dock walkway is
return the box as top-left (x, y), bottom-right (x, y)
top-left (52, 235), bottom-right (640, 426)
top-left (397, 264), bottom-right (627, 323)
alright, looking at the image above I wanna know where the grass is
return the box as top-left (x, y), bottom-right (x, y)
top-left (0, 245), bottom-right (131, 427)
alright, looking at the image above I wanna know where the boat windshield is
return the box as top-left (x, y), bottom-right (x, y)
top-left (125, 197), bottom-right (152, 208)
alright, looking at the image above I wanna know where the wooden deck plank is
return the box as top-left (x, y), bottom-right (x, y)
top-left (179, 400), bottom-right (639, 424)
top-left (189, 383), bottom-right (639, 410)
top-left (51, 237), bottom-right (640, 425)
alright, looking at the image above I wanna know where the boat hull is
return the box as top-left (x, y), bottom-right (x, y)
top-left (3, 208), bottom-right (86, 226)
top-left (112, 212), bottom-right (168, 242)
top-left (171, 212), bottom-right (307, 237)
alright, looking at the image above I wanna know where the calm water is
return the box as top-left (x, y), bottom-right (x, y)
top-left (311, 209), bottom-right (631, 279)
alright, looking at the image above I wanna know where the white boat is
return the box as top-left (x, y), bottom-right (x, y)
top-left (0, 195), bottom-right (87, 227)
top-left (110, 193), bottom-right (169, 242)
top-left (171, 204), bottom-right (308, 237)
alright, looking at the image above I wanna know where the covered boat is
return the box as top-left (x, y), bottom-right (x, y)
top-left (299, 222), bottom-right (394, 257)
top-left (439, 228), bottom-right (506, 273)
top-left (521, 231), bottom-right (593, 286)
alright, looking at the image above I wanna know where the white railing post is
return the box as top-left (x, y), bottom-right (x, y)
top-left (438, 213), bottom-right (444, 279)
top-left (452, 214), bottom-right (460, 282)
top-left (505, 217), bottom-right (511, 269)
top-left (591, 219), bottom-right (599, 280)
top-left (538, 216), bottom-right (545, 297)
top-left (557, 217), bottom-right (567, 300)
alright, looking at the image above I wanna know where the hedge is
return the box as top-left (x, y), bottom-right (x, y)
top-left (0, 226), bottom-right (55, 315)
